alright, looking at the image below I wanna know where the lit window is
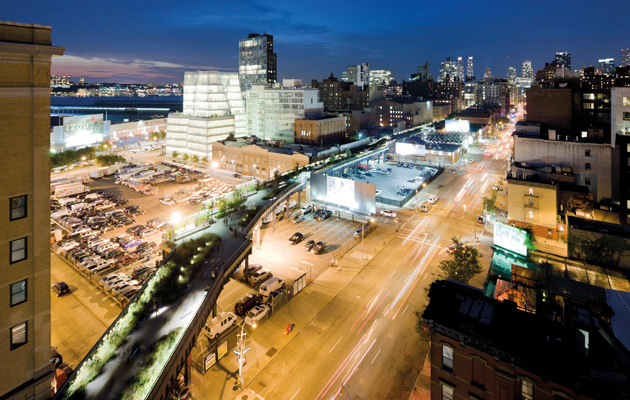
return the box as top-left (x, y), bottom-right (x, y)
top-left (528, 210), bottom-right (534, 219)
top-left (623, 97), bottom-right (630, 106)
top-left (10, 196), bottom-right (27, 221)
top-left (10, 237), bottom-right (27, 264)
top-left (442, 345), bottom-right (454, 370)
top-left (10, 280), bottom-right (27, 307)
top-left (528, 188), bottom-right (534, 195)
top-left (442, 384), bottom-right (454, 400)
top-left (10, 321), bottom-right (27, 350)
top-left (521, 380), bottom-right (534, 400)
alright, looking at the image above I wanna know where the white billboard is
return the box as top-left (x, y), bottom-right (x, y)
top-left (396, 142), bottom-right (426, 156)
top-left (494, 222), bottom-right (528, 257)
top-left (310, 173), bottom-right (376, 214)
top-left (445, 119), bottom-right (470, 132)
top-left (62, 114), bottom-right (106, 147)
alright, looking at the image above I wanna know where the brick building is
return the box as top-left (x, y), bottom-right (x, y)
top-left (294, 115), bottom-right (346, 146)
top-left (311, 74), bottom-right (369, 112)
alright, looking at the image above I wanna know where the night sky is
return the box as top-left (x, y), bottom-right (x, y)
top-left (5, 0), bottom-right (630, 84)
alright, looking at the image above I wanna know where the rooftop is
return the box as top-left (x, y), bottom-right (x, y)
top-left (424, 279), bottom-right (630, 400)
top-left (216, 137), bottom-right (333, 157)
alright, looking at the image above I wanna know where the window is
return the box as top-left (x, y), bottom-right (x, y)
top-left (528, 211), bottom-right (534, 219)
top-left (623, 112), bottom-right (630, 121)
top-left (585, 163), bottom-right (591, 171)
top-left (10, 196), bottom-right (27, 221)
top-left (521, 380), bottom-right (534, 400)
top-left (585, 150), bottom-right (591, 157)
top-left (442, 345), bottom-right (454, 371)
top-left (548, 229), bottom-right (553, 235)
top-left (585, 178), bottom-right (591, 185)
top-left (10, 280), bottom-right (27, 307)
top-left (583, 103), bottom-right (594, 109)
top-left (528, 188), bottom-right (534, 195)
top-left (583, 93), bottom-right (595, 100)
top-left (623, 97), bottom-right (630, 107)
top-left (442, 384), bottom-right (454, 400)
top-left (10, 321), bottom-right (27, 350)
top-left (10, 237), bottom-right (27, 264)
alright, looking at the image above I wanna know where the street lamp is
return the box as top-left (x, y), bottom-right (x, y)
top-left (211, 161), bottom-right (218, 178)
top-left (252, 164), bottom-right (256, 180)
top-left (234, 321), bottom-right (248, 390)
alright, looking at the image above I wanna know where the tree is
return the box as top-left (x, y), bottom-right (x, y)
top-left (182, 153), bottom-right (190, 162)
top-left (519, 226), bottom-right (537, 254)
top-left (172, 151), bottom-right (180, 159)
top-left (95, 154), bottom-right (126, 166)
top-left (201, 156), bottom-right (208, 163)
top-left (482, 195), bottom-right (496, 214)
top-left (435, 236), bottom-right (483, 284)
top-left (273, 169), bottom-right (281, 184)
top-left (345, 149), bottom-right (352, 158)
top-left (191, 155), bottom-right (200, 163)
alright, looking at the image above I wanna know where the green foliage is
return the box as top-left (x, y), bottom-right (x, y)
top-left (435, 236), bottom-right (483, 284)
top-left (345, 149), bottom-right (352, 158)
top-left (191, 155), bottom-right (200, 163)
top-left (482, 189), bottom-right (498, 214)
top-left (568, 232), bottom-right (630, 269)
top-left (171, 150), bottom-right (179, 159)
top-left (182, 153), bottom-right (189, 162)
top-left (201, 156), bottom-right (208, 163)
top-left (239, 205), bottom-right (265, 227)
top-left (519, 226), bottom-right (537, 253)
top-left (51, 146), bottom-right (97, 168)
top-left (95, 154), bottom-right (126, 166)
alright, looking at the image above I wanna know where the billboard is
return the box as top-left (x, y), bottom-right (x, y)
top-left (62, 114), bottom-right (107, 147)
top-left (310, 173), bottom-right (376, 214)
top-left (445, 119), bottom-right (470, 132)
top-left (396, 142), bottom-right (426, 156)
top-left (494, 222), bottom-right (527, 257)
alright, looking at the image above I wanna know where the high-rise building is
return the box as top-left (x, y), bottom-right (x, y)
top-left (166, 71), bottom-right (245, 159)
top-left (483, 68), bottom-right (493, 80)
top-left (417, 61), bottom-right (431, 80)
top-left (507, 66), bottom-right (517, 84)
top-left (456, 56), bottom-right (464, 82)
top-left (622, 48), bottom-right (630, 67)
top-left (438, 57), bottom-right (457, 82)
top-left (599, 58), bottom-right (616, 75)
top-left (0, 21), bottom-right (65, 399)
top-left (79, 76), bottom-right (85, 85)
top-left (245, 85), bottom-right (323, 142)
top-left (369, 69), bottom-right (392, 86)
top-left (50, 74), bottom-right (70, 87)
top-left (466, 56), bottom-right (474, 80)
top-left (238, 32), bottom-right (276, 91)
top-left (522, 60), bottom-right (533, 79)
top-left (555, 51), bottom-right (571, 70)
top-left (341, 62), bottom-right (370, 89)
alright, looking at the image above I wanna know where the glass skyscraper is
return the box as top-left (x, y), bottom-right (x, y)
top-left (239, 33), bottom-right (277, 91)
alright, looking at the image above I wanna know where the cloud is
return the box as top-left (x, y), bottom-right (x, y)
top-left (51, 55), bottom-right (232, 82)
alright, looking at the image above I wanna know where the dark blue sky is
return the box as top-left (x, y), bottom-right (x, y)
top-left (6, 0), bottom-right (630, 84)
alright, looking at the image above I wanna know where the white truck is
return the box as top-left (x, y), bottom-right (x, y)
top-left (55, 183), bottom-right (90, 198)
top-left (50, 177), bottom-right (84, 194)
top-left (90, 166), bottom-right (118, 179)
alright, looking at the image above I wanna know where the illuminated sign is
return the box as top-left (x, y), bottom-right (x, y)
top-left (396, 142), bottom-right (426, 156)
top-left (217, 340), bottom-right (228, 359)
top-left (445, 120), bottom-right (470, 132)
top-left (62, 114), bottom-right (105, 147)
top-left (204, 352), bottom-right (216, 370)
top-left (494, 222), bottom-right (527, 257)
top-left (310, 173), bottom-right (376, 214)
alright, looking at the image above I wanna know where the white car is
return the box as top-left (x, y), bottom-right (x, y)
top-left (298, 205), bottom-right (313, 215)
top-left (381, 210), bottom-right (397, 218)
top-left (160, 197), bottom-right (175, 206)
top-left (244, 305), bottom-right (270, 327)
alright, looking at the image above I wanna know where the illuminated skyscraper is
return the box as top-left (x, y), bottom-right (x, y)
top-left (622, 48), bottom-right (630, 67)
top-left (457, 56), bottom-right (464, 81)
top-left (507, 67), bottom-right (517, 84)
top-left (554, 51), bottom-right (571, 70)
top-left (417, 61), bottom-right (431, 80)
top-left (342, 62), bottom-right (370, 89)
top-left (466, 56), bottom-right (474, 80)
top-left (238, 32), bottom-right (277, 91)
top-left (522, 60), bottom-right (532, 79)
top-left (438, 57), bottom-right (457, 82)
top-left (598, 58), bottom-right (615, 74)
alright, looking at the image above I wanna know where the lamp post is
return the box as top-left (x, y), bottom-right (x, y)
top-left (236, 322), bottom-right (247, 389)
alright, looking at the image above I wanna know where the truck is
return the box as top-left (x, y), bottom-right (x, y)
top-left (50, 177), bottom-right (84, 194)
top-left (54, 183), bottom-right (90, 198)
top-left (90, 166), bottom-right (118, 179)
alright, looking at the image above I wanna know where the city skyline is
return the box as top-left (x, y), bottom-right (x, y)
top-left (5, 0), bottom-right (630, 84)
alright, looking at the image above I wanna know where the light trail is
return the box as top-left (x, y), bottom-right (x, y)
top-left (316, 333), bottom-right (367, 399)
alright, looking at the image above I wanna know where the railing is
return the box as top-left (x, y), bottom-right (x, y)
top-left (244, 181), bottom-right (304, 236)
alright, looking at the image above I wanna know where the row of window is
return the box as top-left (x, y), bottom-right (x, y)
top-left (8, 196), bottom-right (29, 351)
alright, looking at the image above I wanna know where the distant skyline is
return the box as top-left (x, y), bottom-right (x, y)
top-left (6, 0), bottom-right (630, 84)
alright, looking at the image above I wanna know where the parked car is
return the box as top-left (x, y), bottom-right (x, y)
top-left (311, 241), bottom-right (326, 254)
top-left (304, 240), bottom-right (316, 251)
top-left (160, 197), bottom-right (175, 206)
top-left (249, 269), bottom-right (273, 285)
top-left (299, 205), bottom-right (313, 215)
top-left (234, 293), bottom-right (263, 317)
top-left (292, 214), bottom-right (304, 224)
top-left (244, 305), bottom-right (270, 327)
top-left (51, 282), bottom-right (70, 297)
top-left (288, 232), bottom-right (304, 245)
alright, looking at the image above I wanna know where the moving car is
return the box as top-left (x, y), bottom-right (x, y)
top-left (160, 197), bottom-right (175, 206)
top-left (51, 282), bottom-right (70, 297)
top-left (288, 232), bottom-right (304, 245)
top-left (381, 210), bottom-right (397, 218)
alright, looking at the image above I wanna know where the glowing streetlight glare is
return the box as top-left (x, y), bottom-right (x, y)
top-left (211, 161), bottom-right (218, 168)
top-left (172, 212), bottom-right (181, 223)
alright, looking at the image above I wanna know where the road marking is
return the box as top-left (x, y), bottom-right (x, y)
top-left (402, 304), bottom-right (409, 316)
top-left (371, 348), bottom-right (381, 365)
top-left (389, 270), bottom-right (396, 279)
top-left (289, 388), bottom-right (301, 400)
top-left (329, 336), bottom-right (343, 353)
top-left (301, 261), bottom-right (313, 266)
